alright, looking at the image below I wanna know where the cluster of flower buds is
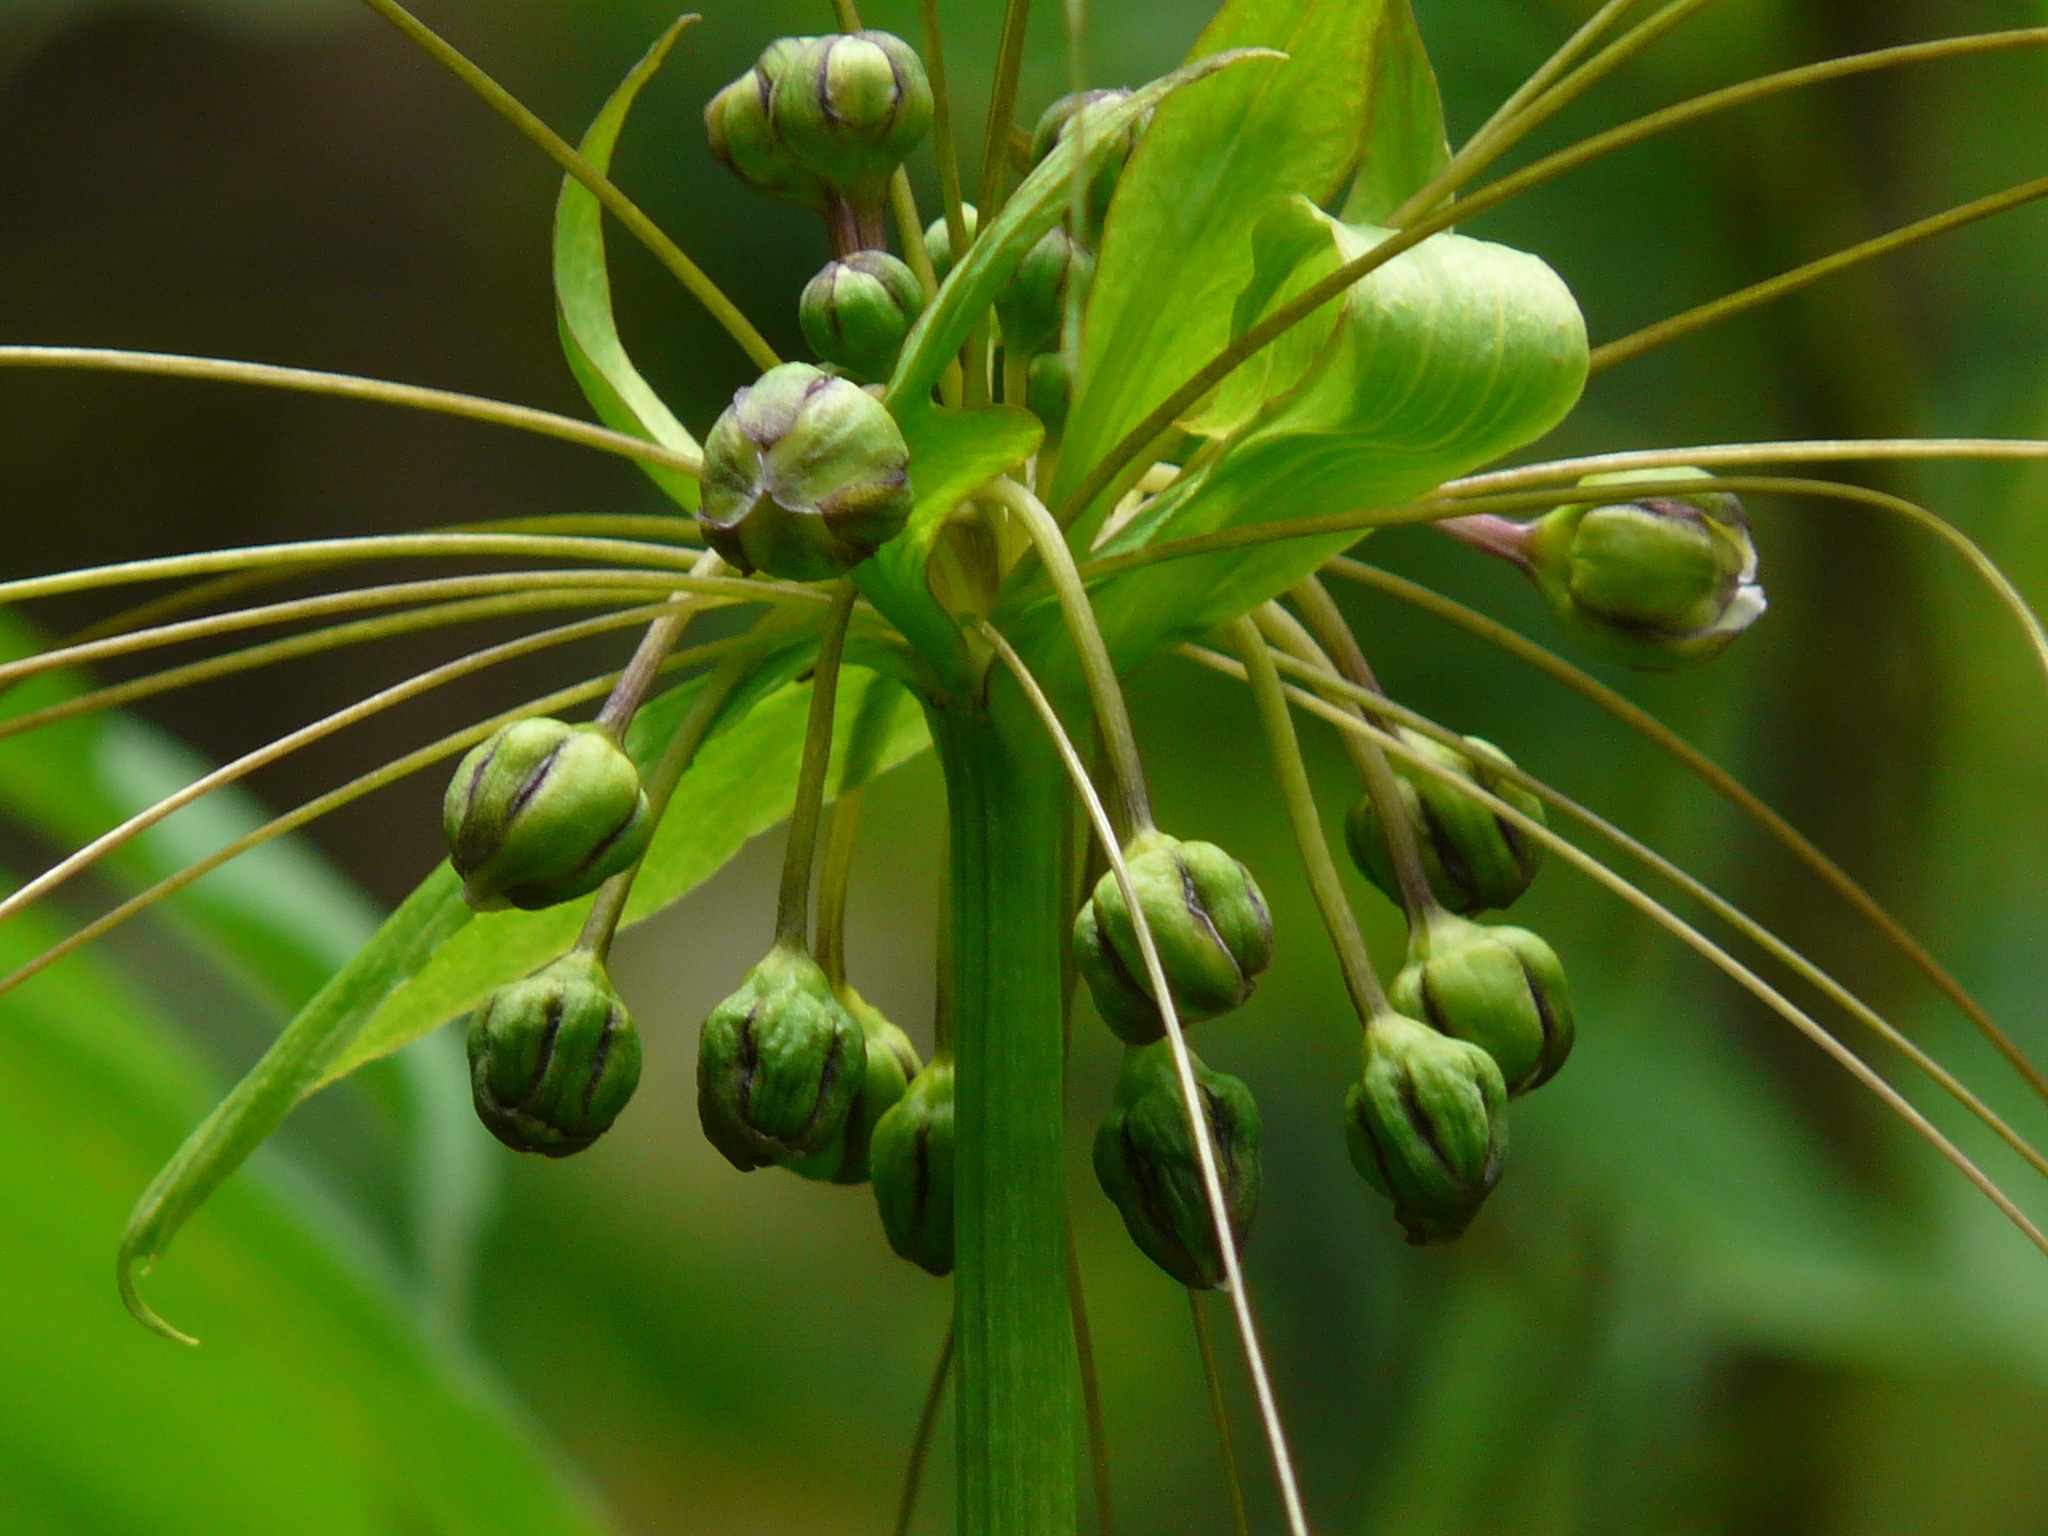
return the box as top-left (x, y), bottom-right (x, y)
top-left (698, 361), bottom-right (914, 581)
top-left (444, 717), bottom-right (653, 912)
top-left (1522, 467), bottom-right (1765, 670)
top-left (1074, 829), bottom-right (1274, 1044)
top-left (1345, 1010), bottom-right (1507, 1244)
top-left (697, 943), bottom-right (870, 1171)
top-left (1094, 1042), bottom-right (1262, 1288)
top-left (870, 1056), bottom-right (956, 1275)
top-left (708, 31), bottom-right (932, 253)
top-left (1345, 727), bottom-right (1545, 916)
top-left (468, 951), bottom-right (643, 1157)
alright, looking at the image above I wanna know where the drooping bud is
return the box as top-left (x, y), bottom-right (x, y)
top-left (993, 224), bottom-right (1093, 361)
top-left (923, 203), bottom-right (978, 283)
top-left (799, 251), bottom-right (926, 382)
top-left (1092, 1041), bottom-right (1262, 1289)
top-left (1523, 467), bottom-right (1765, 670)
top-left (1345, 1011), bottom-right (1507, 1245)
top-left (698, 944), bottom-right (867, 1170)
top-left (870, 1057), bottom-right (955, 1275)
top-left (786, 989), bottom-right (922, 1184)
top-left (1029, 88), bottom-right (1145, 224)
top-left (1026, 351), bottom-right (1072, 436)
top-left (704, 39), bottom-right (829, 210)
top-left (698, 361), bottom-right (914, 580)
top-left (444, 717), bottom-right (653, 912)
top-left (1345, 728), bottom-right (1545, 916)
top-left (770, 31), bottom-right (932, 222)
top-left (468, 951), bottom-right (642, 1157)
top-left (1390, 911), bottom-right (1574, 1096)
top-left (1074, 830), bottom-right (1274, 1046)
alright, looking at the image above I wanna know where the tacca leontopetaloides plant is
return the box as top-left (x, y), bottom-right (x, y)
top-left (8, 1), bottom-right (2048, 1531)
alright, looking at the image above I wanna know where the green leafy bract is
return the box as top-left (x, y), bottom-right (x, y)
top-left (118, 655), bottom-right (928, 1338)
top-left (1052, 0), bottom-right (1388, 536)
top-left (554, 15), bottom-right (701, 510)
top-left (1007, 199), bottom-right (1588, 667)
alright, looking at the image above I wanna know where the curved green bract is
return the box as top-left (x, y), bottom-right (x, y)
top-left (1051, 0), bottom-right (1394, 533)
top-left (1009, 199), bottom-right (1588, 670)
top-left (118, 656), bottom-right (928, 1338)
top-left (554, 15), bottom-right (702, 510)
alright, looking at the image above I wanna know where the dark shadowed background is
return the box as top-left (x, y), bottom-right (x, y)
top-left (4, 1), bottom-right (2048, 1532)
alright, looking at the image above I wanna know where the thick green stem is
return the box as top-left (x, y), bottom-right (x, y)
top-left (930, 684), bottom-right (1078, 1536)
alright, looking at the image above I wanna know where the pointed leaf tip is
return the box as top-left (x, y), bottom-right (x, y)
top-left (118, 1245), bottom-right (199, 1346)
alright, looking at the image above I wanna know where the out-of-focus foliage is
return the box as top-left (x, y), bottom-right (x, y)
top-left (5, 1), bottom-right (2048, 1533)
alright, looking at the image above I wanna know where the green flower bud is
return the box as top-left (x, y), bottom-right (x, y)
top-left (698, 944), bottom-right (867, 1171)
top-left (1345, 1012), bottom-right (1507, 1245)
top-left (923, 203), bottom-right (978, 283)
top-left (1389, 911), bottom-right (1574, 1096)
top-left (704, 40), bottom-right (829, 210)
top-left (799, 252), bottom-right (925, 382)
top-left (1075, 830), bottom-right (1274, 1046)
top-left (698, 361), bottom-right (914, 581)
top-left (1524, 468), bottom-right (1765, 671)
top-left (786, 988), bottom-right (921, 1184)
top-left (1026, 351), bottom-right (1072, 436)
top-left (468, 951), bottom-right (642, 1157)
top-left (770, 31), bottom-right (932, 213)
top-left (1093, 1042), bottom-right (1262, 1289)
top-left (1345, 728), bottom-right (1545, 916)
top-left (1029, 88), bottom-right (1145, 223)
top-left (870, 1057), bottom-right (955, 1275)
top-left (443, 717), bottom-right (653, 912)
top-left (993, 224), bottom-right (1093, 361)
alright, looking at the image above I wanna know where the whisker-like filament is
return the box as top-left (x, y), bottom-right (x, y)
top-left (0, 634), bottom-right (753, 1004)
top-left (1323, 555), bottom-right (2048, 1108)
top-left (1250, 638), bottom-right (2048, 1187)
top-left (1066, 1219), bottom-right (1117, 1536)
top-left (353, 0), bottom-right (778, 372)
top-left (0, 346), bottom-right (702, 477)
top-left (1190, 1289), bottom-right (1252, 1536)
top-left (0, 598), bottom-right (705, 931)
top-left (1182, 643), bottom-right (2048, 1255)
top-left (1054, 27), bottom-right (2048, 526)
top-left (893, 1325), bottom-right (955, 1536)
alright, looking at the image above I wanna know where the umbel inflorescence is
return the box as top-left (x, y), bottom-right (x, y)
top-left (8, 2), bottom-right (2048, 1531)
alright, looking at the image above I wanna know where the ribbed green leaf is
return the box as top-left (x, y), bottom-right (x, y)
top-left (1051, 0), bottom-right (1384, 533)
top-left (554, 15), bottom-right (701, 510)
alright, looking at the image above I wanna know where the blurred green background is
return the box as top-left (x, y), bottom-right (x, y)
top-left (4, 0), bottom-right (2048, 1532)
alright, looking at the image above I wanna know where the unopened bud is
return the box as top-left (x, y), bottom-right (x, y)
top-left (1092, 1042), bottom-right (1261, 1289)
top-left (994, 224), bottom-right (1093, 361)
top-left (444, 718), bottom-right (652, 912)
top-left (699, 361), bottom-right (913, 580)
top-left (786, 989), bottom-right (921, 1184)
top-left (1027, 351), bottom-right (1072, 436)
top-left (1390, 911), bottom-right (1574, 1096)
top-left (1525, 468), bottom-right (1765, 670)
top-left (870, 1057), bottom-right (956, 1275)
top-left (468, 951), bottom-right (641, 1156)
top-left (1345, 728), bottom-right (1545, 916)
top-left (923, 203), bottom-right (979, 283)
top-left (1029, 88), bottom-right (1146, 224)
top-left (1345, 1011), bottom-right (1507, 1244)
top-left (698, 944), bottom-right (867, 1170)
top-left (771, 31), bottom-right (932, 214)
top-left (799, 251), bottom-right (925, 382)
top-left (704, 39), bottom-right (829, 209)
top-left (1075, 830), bottom-right (1274, 1046)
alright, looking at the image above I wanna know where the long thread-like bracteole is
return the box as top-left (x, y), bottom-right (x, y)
top-left (1183, 642), bottom-right (2048, 1256)
top-left (0, 346), bottom-right (701, 475)
top-left (1323, 556), bottom-right (2048, 1110)
top-left (775, 582), bottom-right (863, 948)
top-left (353, 0), bottom-right (778, 371)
